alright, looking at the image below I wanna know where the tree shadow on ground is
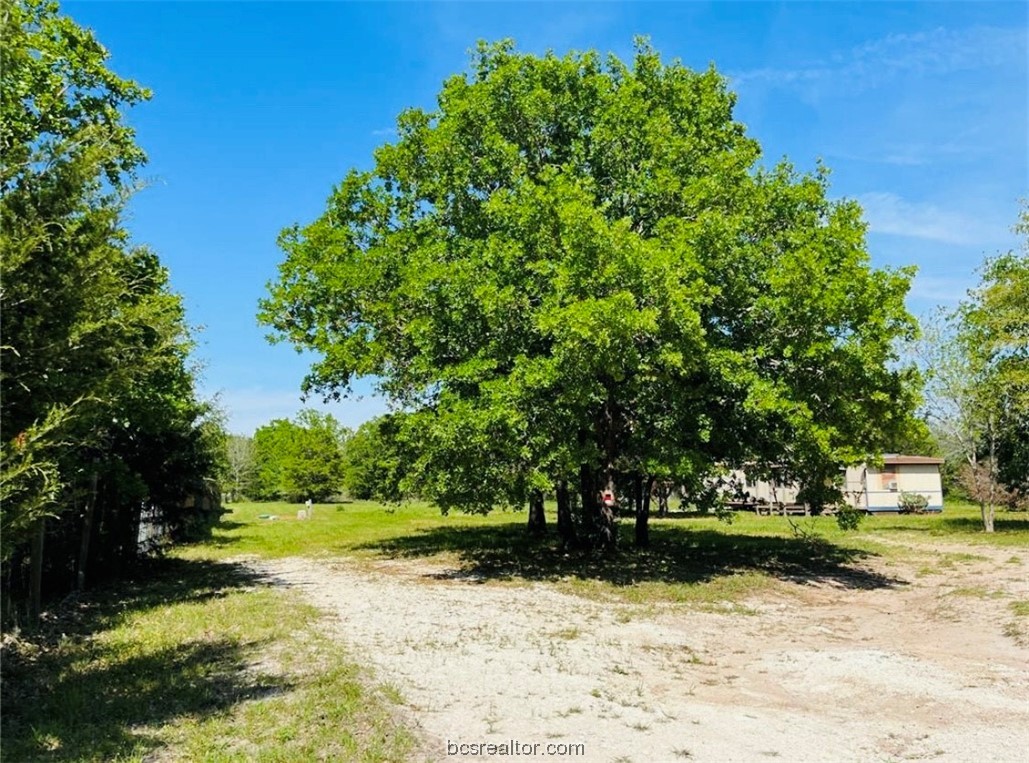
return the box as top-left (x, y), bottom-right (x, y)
top-left (1, 557), bottom-right (287, 762)
top-left (354, 522), bottom-right (901, 591)
top-left (938, 515), bottom-right (1029, 535)
top-left (193, 519), bottom-right (246, 549)
top-left (618, 510), bottom-right (722, 520)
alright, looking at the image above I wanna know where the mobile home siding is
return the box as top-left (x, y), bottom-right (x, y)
top-left (863, 463), bottom-right (944, 512)
top-left (730, 457), bottom-right (944, 513)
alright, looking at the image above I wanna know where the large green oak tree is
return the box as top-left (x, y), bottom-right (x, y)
top-left (260, 40), bottom-right (922, 547)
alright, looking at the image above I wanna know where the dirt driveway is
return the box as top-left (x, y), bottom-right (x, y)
top-left (254, 541), bottom-right (1028, 763)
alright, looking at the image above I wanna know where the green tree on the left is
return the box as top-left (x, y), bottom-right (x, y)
top-left (1, 0), bottom-right (221, 615)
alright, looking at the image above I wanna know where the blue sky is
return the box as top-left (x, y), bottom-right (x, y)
top-left (64, 1), bottom-right (1027, 435)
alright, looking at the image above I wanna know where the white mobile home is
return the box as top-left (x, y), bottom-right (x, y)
top-left (843, 455), bottom-right (944, 513)
top-left (724, 454), bottom-right (944, 513)
top-left (727, 470), bottom-right (800, 506)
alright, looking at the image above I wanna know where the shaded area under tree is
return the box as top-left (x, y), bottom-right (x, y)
top-left (354, 523), bottom-right (902, 591)
top-left (0, 558), bottom-right (287, 762)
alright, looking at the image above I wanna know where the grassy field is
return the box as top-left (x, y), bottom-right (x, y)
top-left (199, 497), bottom-right (1029, 559)
top-left (3, 497), bottom-right (1025, 761)
top-left (1, 555), bottom-right (417, 762)
top-left (191, 498), bottom-right (1027, 605)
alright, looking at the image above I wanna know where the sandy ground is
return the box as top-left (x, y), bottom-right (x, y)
top-left (252, 540), bottom-right (1029, 763)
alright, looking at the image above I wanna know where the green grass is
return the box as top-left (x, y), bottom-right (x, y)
top-left (838, 501), bottom-right (1029, 548)
top-left (187, 498), bottom-right (1026, 608)
top-left (192, 501), bottom-right (899, 606)
top-left (6, 497), bottom-right (1023, 760)
top-left (683, 500), bottom-right (1029, 550)
top-left (1005, 600), bottom-right (1029, 645)
top-left (0, 556), bottom-right (416, 762)
top-left (197, 499), bottom-right (1029, 565)
top-left (181, 499), bottom-right (521, 561)
top-left (945, 586), bottom-right (1008, 599)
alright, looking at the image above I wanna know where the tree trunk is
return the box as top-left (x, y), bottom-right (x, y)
top-left (597, 471), bottom-right (618, 551)
top-left (600, 483), bottom-right (617, 550)
top-left (985, 413), bottom-right (997, 533)
top-left (556, 480), bottom-right (577, 549)
top-left (29, 517), bottom-right (45, 624)
top-left (76, 469), bottom-right (99, 591)
top-left (527, 489), bottom-right (547, 536)
top-left (634, 474), bottom-right (653, 548)
top-left (598, 505), bottom-right (616, 549)
top-left (981, 502), bottom-right (996, 533)
top-left (655, 481), bottom-right (669, 517)
top-left (2, 564), bottom-right (14, 624)
top-left (579, 463), bottom-right (615, 550)
top-left (970, 436), bottom-right (998, 534)
top-left (596, 395), bottom-right (618, 550)
top-left (579, 462), bottom-right (597, 530)
top-left (625, 473), bottom-right (650, 543)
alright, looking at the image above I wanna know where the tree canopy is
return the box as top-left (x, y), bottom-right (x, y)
top-left (260, 40), bottom-right (921, 545)
top-left (921, 205), bottom-right (1029, 528)
top-left (340, 414), bottom-right (413, 503)
top-left (1, 0), bottom-right (222, 612)
top-left (962, 208), bottom-right (1029, 497)
top-left (252, 410), bottom-right (348, 502)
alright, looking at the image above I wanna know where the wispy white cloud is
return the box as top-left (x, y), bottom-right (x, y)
top-left (907, 274), bottom-right (972, 305)
top-left (849, 26), bottom-right (1025, 77)
top-left (828, 129), bottom-right (993, 166)
top-left (857, 192), bottom-right (1010, 246)
top-left (371, 127), bottom-right (397, 137)
top-left (733, 25), bottom-right (1025, 95)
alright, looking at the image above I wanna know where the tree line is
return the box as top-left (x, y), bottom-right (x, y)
top-left (1, 0), bottom-right (224, 622)
top-left (222, 410), bottom-right (409, 505)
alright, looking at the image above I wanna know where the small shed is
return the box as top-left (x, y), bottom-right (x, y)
top-left (843, 455), bottom-right (944, 513)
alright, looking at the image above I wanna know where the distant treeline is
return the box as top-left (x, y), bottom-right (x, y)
top-left (223, 411), bottom-right (409, 505)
